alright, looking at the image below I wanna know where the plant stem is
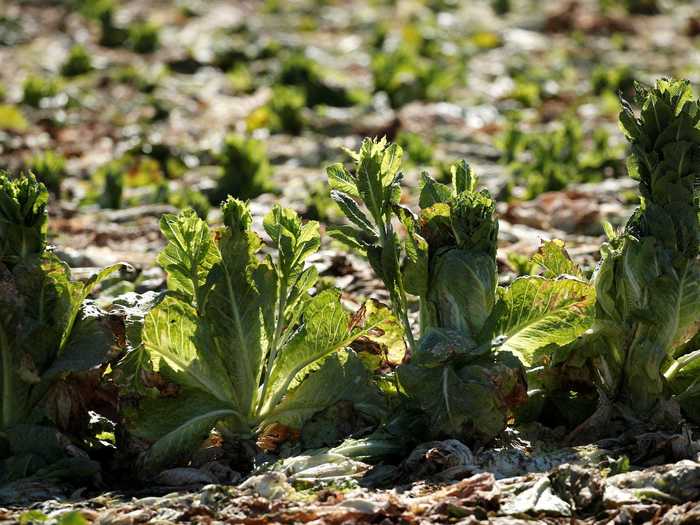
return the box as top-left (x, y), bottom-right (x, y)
top-left (383, 221), bottom-right (417, 354)
top-left (0, 323), bottom-right (14, 429)
top-left (256, 274), bottom-right (288, 415)
top-left (664, 349), bottom-right (700, 381)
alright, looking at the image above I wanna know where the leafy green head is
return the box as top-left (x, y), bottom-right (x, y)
top-left (61, 45), bottom-right (93, 77)
top-left (29, 150), bottom-right (66, 195)
top-left (450, 190), bottom-right (498, 257)
top-left (248, 86), bottom-right (306, 135)
top-left (278, 52), bottom-right (354, 107)
top-left (221, 195), bottom-right (252, 233)
top-left (0, 172), bottom-right (49, 263)
top-left (214, 134), bottom-right (273, 203)
top-left (128, 21), bottom-right (160, 54)
top-left (371, 44), bottom-right (450, 108)
top-left (585, 79), bottom-right (700, 420)
top-left (396, 131), bottom-right (433, 165)
top-left (268, 86), bottom-right (306, 134)
top-left (416, 160), bottom-right (497, 258)
top-left (620, 79), bottom-right (700, 259)
top-left (22, 75), bottom-right (60, 108)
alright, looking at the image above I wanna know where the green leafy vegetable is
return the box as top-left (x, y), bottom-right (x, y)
top-left (541, 79), bottom-right (700, 433)
top-left (61, 45), bottom-right (93, 77)
top-left (130, 199), bottom-right (392, 473)
top-left (328, 140), bottom-right (601, 442)
top-left (327, 138), bottom-right (416, 351)
top-left (499, 118), bottom-right (624, 200)
top-left (589, 80), bottom-right (700, 420)
top-left (329, 141), bottom-right (532, 442)
top-left (28, 150), bottom-right (66, 195)
top-left (0, 173), bottom-right (123, 483)
top-left (212, 134), bottom-right (273, 203)
top-left (22, 76), bottom-right (59, 108)
top-left (0, 173), bottom-right (48, 263)
top-left (278, 52), bottom-right (355, 107)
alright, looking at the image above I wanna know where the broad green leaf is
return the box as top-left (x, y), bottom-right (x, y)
top-left (412, 327), bottom-right (484, 367)
top-left (132, 390), bottom-right (241, 474)
top-left (418, 172), bottom-right (452, 208)
top-left (143, 296), bottom-right (236, 405)
top-left (356, 140), bottom-right (390, 223)
top-left (400, 210), bottom-right (429, 298)
top-left (451, 160), bottom-right (476, 194)
top-left (326, 163), bottom-right (359, 197)
top-left (352, 300), bottom-right (406, 367)
top-left (283, 265), bottom-right (318, 322)
top-left (427, 249), bottom-right (498, 337)
top-left (264, 290), bottom-right (352, 411)
top-left (664, 260), bottom-right (699, 348)
top-left (623, 260), bottom-right (700, 409)
top-left (328, 224), bottom-right (375, 251)
top-left (330, 190), bottom-right (376, 235)
top-left (264, 351), bottom-right (379, 430)
top-left (398, 352), bottom-right (523, 441)
top-left (59, 262), bottom-right (124, 352)
top-left (531, 240), bottom-right (582, 279)
top-left (157, 210), bottom-right (220, 307)
top-left (491, 276), bottom-right (595, 366)
top-left (204, 200), bottom-right (269, 417)
top-left (671, 347), bottom-right (700, 423)
top-left (264, 291), bottom-right (395, 413)
top-left (45, 302), bottom-right (115, 378)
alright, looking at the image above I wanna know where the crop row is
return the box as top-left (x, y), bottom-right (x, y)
top-left (0, 79), bottom-right (697, 487)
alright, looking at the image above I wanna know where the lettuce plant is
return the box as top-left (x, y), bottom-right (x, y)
top-left (371, 47), bottom-right (446, 108)
top-left (573, 80), bottom-right (700, 426)
top-left (278, 53), bottom-right (355, 107)
top-left (28, 150), bottom-right (66, 195)
top-left (127, 21), bottom-right (160, 54)
top-left (22, 75), bottom-right (60, 108)
top-left (247, 86), bottom-right (306, 135)
top-left (61, 45), bottom-right (93, 77)
top-left (500, 118), bottom-right (623, 200)
top-left (0, 173), bottom-right (122, 483)
top-left (327, 138), bottom-right (594, 442)
top-left (130, 200), bottom-right (392, 473)
top-left (212, 134), bottom-right (273, 204)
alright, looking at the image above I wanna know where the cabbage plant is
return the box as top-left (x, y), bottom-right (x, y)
top-left (130, 199), bottom-right (393, 473)
top-left (0, 173), bottom-right (122, 483)
top-left (327, 139), bottom-right (594, 441)
top-left (567, 79), bottom-right (700, 428)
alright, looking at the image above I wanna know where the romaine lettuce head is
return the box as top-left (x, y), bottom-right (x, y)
top-left (580, 78), bottom-right (700, 421)
top-left (0, 173), bottom-right (48, 264)
top-left (0, 175), bottom-right (123, 483)
top-left (416, 172), bottom-right (498, 257)
top-left (450, 190), bottom-right (498, 257)
top-left (426, 249), bottom-right (498, 338)
top-left (131, 201), bottom-right (393, 474)
top-left (398, 348), bottom-right (525, 442)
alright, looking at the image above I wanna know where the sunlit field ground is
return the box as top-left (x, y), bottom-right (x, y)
top-left (0, 0), bottom-right (699, 523)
